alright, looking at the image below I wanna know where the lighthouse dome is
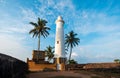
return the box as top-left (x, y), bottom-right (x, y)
top-left (56, 16), bottom-right (64, 23)
top-left (58, 16), bottom-right (63, 20)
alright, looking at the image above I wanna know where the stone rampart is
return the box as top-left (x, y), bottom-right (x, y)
top-left (83, 63), bottom-right (120, 69)
top-left (28, 60), bottom-right (56, 71)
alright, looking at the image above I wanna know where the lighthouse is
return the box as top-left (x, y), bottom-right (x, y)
top-left (54, 16), bottom-right (66, 71)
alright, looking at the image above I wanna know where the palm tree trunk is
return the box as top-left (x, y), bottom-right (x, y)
top-left (37, 34), bottom-right (40, 63)
top-left (38, 34), bottom-right (40, 51)
top-left (68, 46), bottom-right (72, 63)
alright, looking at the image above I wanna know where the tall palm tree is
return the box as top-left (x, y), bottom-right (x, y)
top-left (29, 17), bottom-right (50, 51)
top-left (45, 45), bottom-right (54, 62)
top-left (65, 30), bottom-right (80, 63)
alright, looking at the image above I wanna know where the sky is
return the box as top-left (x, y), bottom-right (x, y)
top-left (0, 0), bottom-right (120, 63)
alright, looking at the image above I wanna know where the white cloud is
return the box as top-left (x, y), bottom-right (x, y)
top-left (0, 6), bottom-right (36, 61)
top-left (74, 11), bottom-right (120, 35)
top-left (72, 25), bottom-right (120, 63)
top-left (19, 1), bottom-right (120, 63)
top-left (0, 34), bottom-right (32, 61)
top-left (21, 8), bottom-right (37, 22)
top-left (0, 25), bottom-right (28, 34)
top-left (0, 0), bottom-right (120, 63)
top-left (73, 35), bottom-right (120, 63)
top-left (0, 11), bottom-right (31, 34)
top-left (36, 0), bottom-right (76, 28)
top-left (71, 52), bottom-right (78, 57)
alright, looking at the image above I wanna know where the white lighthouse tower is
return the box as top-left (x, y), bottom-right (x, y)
top-left (54, 16), bottom-right (66, 71)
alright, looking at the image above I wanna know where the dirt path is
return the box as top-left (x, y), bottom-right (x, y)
top-left (27, 71), bottom-right (95, 78)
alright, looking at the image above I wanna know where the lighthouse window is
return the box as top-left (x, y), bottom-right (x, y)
top-left (57, 41), bottom-right (59, 44)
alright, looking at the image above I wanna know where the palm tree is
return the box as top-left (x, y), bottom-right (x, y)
top-left (45, 45), bottom-right (54, 62)
top-left (65, 30), bottom-right (80, 63)
top-left (29, 17), bottom-right (50, 51)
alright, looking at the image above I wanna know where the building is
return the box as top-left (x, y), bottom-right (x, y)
top-left (54, 16), bottom-right (66, 70)
top-left (27, 16), bottom-right (66, 71)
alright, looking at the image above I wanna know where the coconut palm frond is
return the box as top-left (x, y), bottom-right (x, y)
top-left (65, 30), bottom-right (80, 63)
top-left (45, 45), bottom-right (54, 62)
top-left (29, 17), bottom-right (50, 51)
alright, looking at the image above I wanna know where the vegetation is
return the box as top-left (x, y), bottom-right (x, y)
top-left (29, 17), bottom-right (50, 51)
top-left (45, 45), bottom-right (54, 62)
top-left (69, 59), bottom-right (78, 64)
top-left (65, 30), bottom-right (80, 63)
top-left (114, 59), bottom-right (120, 63)
top-left (65, 46), bottom-right (68, 55)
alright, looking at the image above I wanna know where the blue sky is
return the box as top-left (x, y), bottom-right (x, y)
top-left (0, 0), bottom-right (120, 63)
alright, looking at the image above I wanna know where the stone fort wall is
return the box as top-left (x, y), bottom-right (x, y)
top-left (83, 63), bottom-right (120, 69)
top-left (28, 60), bottom-right (56, 71)
top-left (66, 63), bottom-right (120, 70)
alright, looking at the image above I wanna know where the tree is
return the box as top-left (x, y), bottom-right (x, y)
top-left (69, 59), bottom-right (78, 64)
top-left (65, 46), bottom-right (68, 55)
top-left (114, 59), bottom-right (120, 63)
top-left (29, 17), bottom-right (50, 51)
top-left (45, 45), bottom-right (54, 62)
top-left (65, 30), bottom-right (80, 63)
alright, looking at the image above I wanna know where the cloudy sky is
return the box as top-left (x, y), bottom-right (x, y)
top-left (0, 0), bottom-right (120, 63)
